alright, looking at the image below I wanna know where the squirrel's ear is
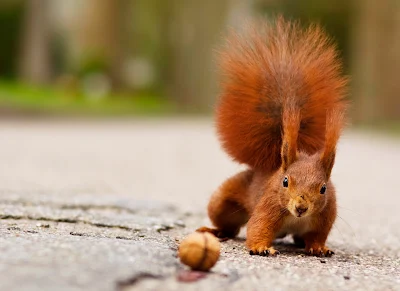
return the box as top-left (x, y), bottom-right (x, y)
top-left (320, 106), bottom-right (346, 179)
top-left (321, 151), bottom-right (336, 179)
top-left (281, 104), bottom-right (299, 171)
top-left (281, 139), bottom-right (297, 171)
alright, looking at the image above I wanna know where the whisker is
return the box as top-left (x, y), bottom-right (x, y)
top-left (336, 214), bottom-right (356, 238)
top-left (332, 223), bottom-right (345, 241)
top-left (337, 205), bottom-right (361, 216)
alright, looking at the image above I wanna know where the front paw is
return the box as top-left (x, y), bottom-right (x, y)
top-left (249, 246), bottom-right (280, 256)
top-left (306, 246), bottom-right (334, 257)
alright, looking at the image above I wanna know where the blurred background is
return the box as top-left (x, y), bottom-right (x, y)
top-left (1, 3), bottom-right (399, 288)
top-left (0, 0), bottom-right (399, 125)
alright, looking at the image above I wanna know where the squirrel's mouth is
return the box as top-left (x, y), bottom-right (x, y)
top-left (293, 211), bottom-right (310, 218)
top-left (288, 206), bottom-right (311, 218)
top-left (288, 200), bottom-right (310, 218)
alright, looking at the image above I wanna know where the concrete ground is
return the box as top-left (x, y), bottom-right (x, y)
top-left (0, 118), bottom-right (399, 291)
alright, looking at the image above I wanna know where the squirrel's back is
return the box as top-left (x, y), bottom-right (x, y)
top-left (216, 17), bottom-right (348, 172)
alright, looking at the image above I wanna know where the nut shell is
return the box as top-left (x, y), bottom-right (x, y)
top-left (178, 232), bottom-right (220, 271)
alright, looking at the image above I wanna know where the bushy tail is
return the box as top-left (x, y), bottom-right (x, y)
top-left (216, 17), bottom-right (348, 172)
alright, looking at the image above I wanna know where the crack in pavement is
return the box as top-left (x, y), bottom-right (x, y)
top-left (0, 214), bottom-right (141, 232)
top-left (0, 199), bottom-right (139, 215)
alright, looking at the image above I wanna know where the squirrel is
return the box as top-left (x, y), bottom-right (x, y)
top-left (197, 17), bottom-right (348, 257)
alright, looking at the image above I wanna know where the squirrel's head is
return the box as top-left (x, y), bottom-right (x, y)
top-left (279, 153), bottom-right (333, 218)
top-left (278, 106), bottom-right (343, 218)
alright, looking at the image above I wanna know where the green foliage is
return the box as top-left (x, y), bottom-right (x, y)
top-left (77, 54), bottom-right (110, 78)
top-left (0, 81), bottom-right (176, 116)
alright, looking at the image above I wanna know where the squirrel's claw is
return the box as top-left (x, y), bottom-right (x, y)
top-left (306, 247), bottom-right (334, 257)
top-left (325, 249), bottom-right (335, 257)
top-left (249, 247), bottom-right (279, 256)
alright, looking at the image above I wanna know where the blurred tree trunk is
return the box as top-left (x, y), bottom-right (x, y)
top-left (18, 0), bottom-right (51, 84)
top-left (351, 0), bottom-right (400, 123)
top-left (167, 0), bottom-right (228, 110)
top-left (75, 0), bottom-right (130, 89)
top-left (166, 0), bottom-right (254, 110)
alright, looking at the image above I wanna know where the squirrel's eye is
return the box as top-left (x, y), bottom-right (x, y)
top-left (283, 176), bottom-right (289, 188)
top-left (320, 184), bottom-right (327, 194)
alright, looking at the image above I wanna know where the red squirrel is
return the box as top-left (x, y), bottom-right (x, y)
top-left (197, 17), bottom-right (348, 257)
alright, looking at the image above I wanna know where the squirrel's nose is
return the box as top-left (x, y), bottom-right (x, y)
top-left (295, 206), bottom-right (308, 215)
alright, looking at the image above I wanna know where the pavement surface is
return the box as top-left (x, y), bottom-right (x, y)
top-left (0, 118), bottom-right (399, 291)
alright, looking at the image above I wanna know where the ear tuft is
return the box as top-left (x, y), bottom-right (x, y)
top-left (281, 104), bottom-right (300, 171)
top-left (320, 105), bottom-right (347, 179)
top-left (321, 151), bottom-right (336, 179)
top-left (281, 140), bottom-right (297, 171)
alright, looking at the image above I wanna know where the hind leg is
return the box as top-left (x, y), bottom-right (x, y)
top-left (197, 170), bottom-right (253, 238)
top-left (197, 197), bottom-right (248, 238)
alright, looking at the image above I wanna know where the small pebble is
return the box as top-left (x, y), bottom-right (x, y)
top-left (344, 276), bottom-right (350, 280)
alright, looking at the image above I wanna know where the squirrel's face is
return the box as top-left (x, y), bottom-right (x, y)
top-left (280, 153), bottom-right (330, 218)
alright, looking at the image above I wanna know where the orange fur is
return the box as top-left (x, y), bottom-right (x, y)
top-left (198, 17), bottom-right (348, 257)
